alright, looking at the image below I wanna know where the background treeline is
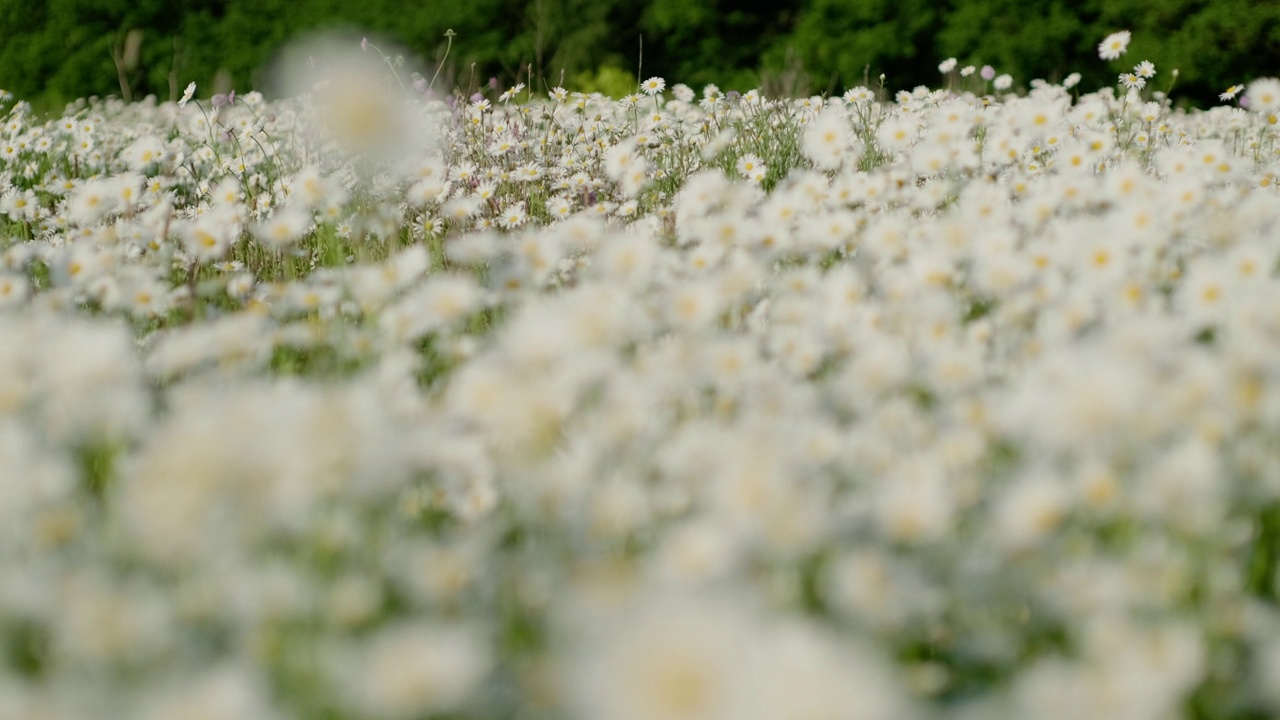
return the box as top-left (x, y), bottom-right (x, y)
top-left (3, 0), bottom-right (1279, 111)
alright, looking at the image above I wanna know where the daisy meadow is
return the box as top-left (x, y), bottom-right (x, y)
top-left (0, 27), bottom-right (1279, 720)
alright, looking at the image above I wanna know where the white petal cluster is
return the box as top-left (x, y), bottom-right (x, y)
top-left (4, 35), bottom-right (1280, 720)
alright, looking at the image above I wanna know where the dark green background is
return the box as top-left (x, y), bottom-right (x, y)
top-left (3, 0), bottom-right (1278, 111)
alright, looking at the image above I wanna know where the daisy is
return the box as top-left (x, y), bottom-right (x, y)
top-left (67, 177), bottom-right (121, 227)
top-left (802, 111), bottom-right (853, 170)
top-left (1098, 30), bottom-right (1131, 60)
top-left (182, 216), bottom-right (233, 261)
top-left (735, 153), bottom-right (766, 181)
top-left (641, 77), bottom-right (666, 96)
top-left (0, 273), bottom-right (28, 307)
top-left (499, 83), bottom-right (525, 103)
top-left (496, 202), bottom-right (527, 230)
top-left (546, 195), bottom-right (574, 220)
top-left (343, 622), bottom-right (490, 719)
top-left (1246, 78), bottom-right (1280, 113)
top-left (570, 595), bottom-right (762, 720)
top-left (1119, 72), bottom-right (1146, 90)
top-left (876, 116), bottom-right (917, 154)
top-left (253, 206), bottom-right (310, 248)
top-left (842, 86), bottom-right (873, 104)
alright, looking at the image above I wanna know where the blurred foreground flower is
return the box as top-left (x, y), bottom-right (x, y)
top-left (267, 31), bottom-right (439, 180)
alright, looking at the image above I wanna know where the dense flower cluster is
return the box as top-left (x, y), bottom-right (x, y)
top-left (3, 33), bottom-right (1280, 720)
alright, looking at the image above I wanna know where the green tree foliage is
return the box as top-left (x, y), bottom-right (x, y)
top-left (640, 0), bottom-right (801, 91)
top-left (0, 0), bottom-right (531, 111)
top-left (776, 0), bottom-right (943, 95)
top-left (506, 0), bottom-right (640, 88)
top-left (936, 0), bottom-right (1280, 104)
top-left (1, 0), bottom-right (197, 109)
top-left (1084, 0), bottom-right (1280, 104)
top-left (1, 0), bottom-right (1277, 110)
top-left (936, 0), bottom-right (1089, 87)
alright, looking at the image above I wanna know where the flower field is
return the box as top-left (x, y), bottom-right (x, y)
top-left (5, 34), bottom-right (1280, 720)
